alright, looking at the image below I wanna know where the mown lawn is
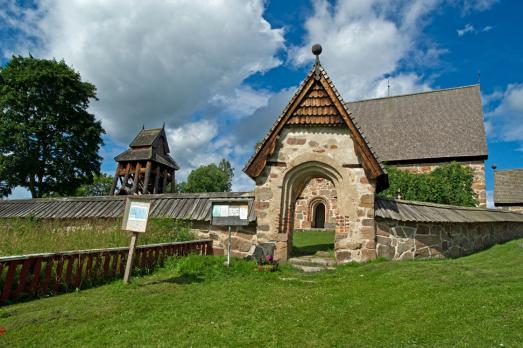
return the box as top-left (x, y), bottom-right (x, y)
top-left (292, 229), bottom-right (335, 256)
top-left (1, 239), bottom-right (523, 347)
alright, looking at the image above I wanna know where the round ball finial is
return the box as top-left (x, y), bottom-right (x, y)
top-left (491, 164), bottom-right (497, 170)
top-left (312, 44), bottom-right (322, 56)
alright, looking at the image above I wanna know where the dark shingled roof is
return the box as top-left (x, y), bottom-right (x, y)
top-left (0, 192), bottom-right (255, 222)
top-left (114, 127), bottom-right (179, 170)
top-left (130, 128), bottom-right (165, 148)
top-left (375, 197), bottom-right (523, 223)
top-left (494, 169), bottom-right (523, 205)
top-left (346, 85), bottom-right (488, 162)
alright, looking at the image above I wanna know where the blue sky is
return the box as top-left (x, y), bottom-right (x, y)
top-left (1, 0), bottom-right (523, 205)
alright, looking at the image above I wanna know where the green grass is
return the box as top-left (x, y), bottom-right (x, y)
top-left (2, 239), bottom-right (522, 347)
top-left (0, 218), bottom-right (194, 256)
top-left (292, 229), bottom-right (335, 256)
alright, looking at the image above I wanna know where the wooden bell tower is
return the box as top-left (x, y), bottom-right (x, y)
top-left (110, 126), bottom-right (179, 195)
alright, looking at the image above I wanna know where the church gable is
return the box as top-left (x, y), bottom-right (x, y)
top-left (287, 82), bottom-right (344, 126)
top-left (243, 58), bottom-right (386, 182)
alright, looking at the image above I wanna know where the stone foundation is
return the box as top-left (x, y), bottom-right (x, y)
top-left (393, 160), bottom-right (486, 208)
top-left (375, 217), bottom-right (523, 260)
top-left (192, 222), bottom-right (257, 258)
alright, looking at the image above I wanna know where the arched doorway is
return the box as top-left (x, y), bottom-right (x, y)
top-left (313, 202), bottom-right (326, 228)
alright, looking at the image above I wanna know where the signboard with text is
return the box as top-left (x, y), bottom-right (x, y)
top-left (211, 200), bottom-right (250, 226)
top-left (122, 197), bottom-right (152, 233)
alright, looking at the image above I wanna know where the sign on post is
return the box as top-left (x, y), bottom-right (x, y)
top-left (122, 197), bottom-right (152, 283)
top-left (211, 200), bottom-right (250, 266)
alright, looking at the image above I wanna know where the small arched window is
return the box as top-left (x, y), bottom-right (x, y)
top-left (312, 202), bottom-right (326, 229)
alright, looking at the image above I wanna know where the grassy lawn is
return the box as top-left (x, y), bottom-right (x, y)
top-left (292, 229), bottom-right (335, 256)
top-left (0, 218), bottom-right (194, 256)
top-left (2, 239), bottom-right (523, 347)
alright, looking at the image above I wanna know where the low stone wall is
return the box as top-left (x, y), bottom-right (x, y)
top-left (375, 217), bottom-right (523, 260)
top-left (192, 222), bottom-right (257, 258)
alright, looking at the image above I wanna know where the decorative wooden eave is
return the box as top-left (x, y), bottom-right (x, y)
top-left (243, 59), bottom-right (387, 183)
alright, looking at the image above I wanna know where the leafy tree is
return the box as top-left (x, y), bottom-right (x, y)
top-left (0, 56), bottom-right (105, 198)
top-left (74, 173), bottom-right (114, 196)
top-left (379, 162), bottom-right (478, 207)
top-left (178, 159), bottom-right (234, 193)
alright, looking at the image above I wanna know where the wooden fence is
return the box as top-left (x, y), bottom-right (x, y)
top-left (0, 239), bottom-right (212, 305)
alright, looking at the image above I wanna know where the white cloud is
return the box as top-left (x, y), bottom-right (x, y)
top-left (165, 120), bottom-right (253, 192)
top-left (486, 190), bottom-right (494, 208)
top-left (457, 23), bottom-right (475, 36)
top-left (211, 86), bottom-right (272, 119)
top-left (460, 0), bottom-right (499, 13)
top-left (289, 0), bottom-right (438, 101)
top-left (457, 23), bottom-right (493, 36)
top-left (5, 0), bottom-right (285, 142)
top-left (487, 84), bottom-right (523, 143)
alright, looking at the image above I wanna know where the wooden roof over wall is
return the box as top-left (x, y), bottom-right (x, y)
top-left (494, 169), bottom-right (523, 205)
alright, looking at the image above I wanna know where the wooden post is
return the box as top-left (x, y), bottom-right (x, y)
top-left (153, 166), bottom-right (161, 194)
top-left (143, 161), bottom-right (152, 194)
top-left (123, 232), bottom-right (139, 284)
top-left (170, 169), bottom-right (176, 193)
top-left (121, 163), bottom-right (132, 194)
top-left (109, 164), bottom-right (120, 196)
top-left (131, 162), bottom-right (142, 194)
top-left (162, 168), bottom-right (168, 193)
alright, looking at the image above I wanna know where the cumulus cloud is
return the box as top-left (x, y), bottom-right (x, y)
top-left (4, 0), bottom-right (285, 143)
top-left (289, 0), bottom-right (438, 100)
top-left (487, 84), bottom-right (523, 143)
top-left (166, 120), bottom-right (253, 191)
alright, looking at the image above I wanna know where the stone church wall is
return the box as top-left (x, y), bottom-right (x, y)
top-left (498, 205), bottom-right (523, 213)
top-left (392, 160), bottom-right (486, 207)
top-left (375, 217), bottom-right (523, 260)
top-left (294, 177), bottom-right (337, 230)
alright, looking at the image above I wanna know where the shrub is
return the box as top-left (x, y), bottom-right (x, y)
top-left (379, 162), bottom-right (478, 207)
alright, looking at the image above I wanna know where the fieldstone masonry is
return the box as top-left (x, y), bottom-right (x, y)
top-left (294, 177), bottom-right (337, 229)
top-left (375, 217), bottom-right (523, 260)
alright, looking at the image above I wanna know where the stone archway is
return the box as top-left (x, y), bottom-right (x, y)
top-left (279, 161), bottom-right (342, 259)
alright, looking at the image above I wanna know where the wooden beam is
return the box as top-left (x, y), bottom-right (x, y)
top-left (161, 168), bottom-right (168, 193)
top-left (170, 170), bottom-right (176, 193)
top-left (109, 164), bottom-right (120, 196)
top-left (153, 165), bottom-right (161, 194)
top-left (143, 161), bottom-right (152, 194)
top-left (131, 162), bottom-right (142, 194)
top-left (120, 163), bottom-right (132, 194)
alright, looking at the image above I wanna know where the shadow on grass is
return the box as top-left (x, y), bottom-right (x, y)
top-left (292, 243), bottom-right (334, 257)
top-left (143, 274), bottom-right (204, 286)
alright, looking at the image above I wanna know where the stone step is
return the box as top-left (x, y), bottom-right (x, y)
top-left (315, 251), bottom-right (333, 258)
top-left (288, 256), bottom-right (336, 268)
top-left (291, 265), bottom-right (325, 273)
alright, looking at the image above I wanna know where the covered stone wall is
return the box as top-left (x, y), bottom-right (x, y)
top-left (498, 205), bottom-right (523, 214)
top-left (192, 222), bottom-right (257, 258)
top-left (393, 160), bottom-right (486, 208)
top-left (294, 177), bottom-right (337, 229)
top-left (375, 217), bottom-right (523, 260)
top-left (254, 126), bottom-right (377, 262)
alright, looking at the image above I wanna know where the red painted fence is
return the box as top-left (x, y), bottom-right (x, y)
top-left (0, 239), bottom-right (212, 305)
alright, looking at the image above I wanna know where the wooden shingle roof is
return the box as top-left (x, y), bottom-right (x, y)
top-left (0, 192), bottom-right (255, 221)
top-left (114, 127), bottom-right (179, 170)
top-left (494, 169), bottom-right (523, 205)
top-left (346, 85), bottom-right (488, 162)
top-left (375, 197), bottom-right (523, 223)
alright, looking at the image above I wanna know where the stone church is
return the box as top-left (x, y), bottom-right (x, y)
top-left (243, 45), bottom-right (488, 261)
